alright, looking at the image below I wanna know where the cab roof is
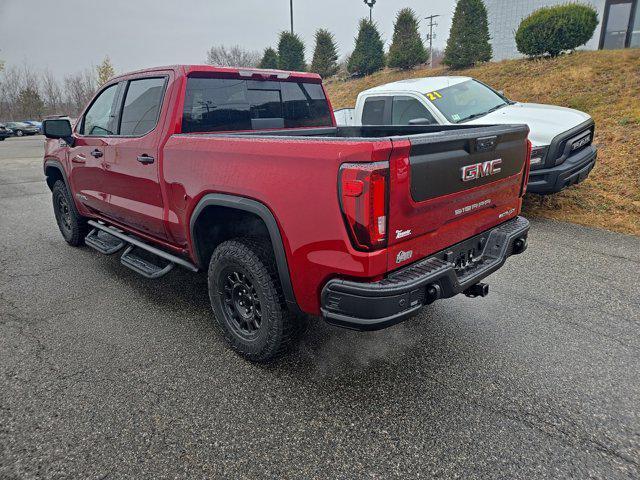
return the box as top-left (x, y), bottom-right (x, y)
top-left (111, 65), bottom-right (322, 83)
top-left (362, 76), bottom-right (471, 95)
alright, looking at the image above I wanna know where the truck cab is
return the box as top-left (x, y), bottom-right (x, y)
top-left (342, 76), bottom-right (597, 195)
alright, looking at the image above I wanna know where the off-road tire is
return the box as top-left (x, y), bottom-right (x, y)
top-left (52, 180), bottom-right (88, 246)
top-left (208, 238), bottom-right (298, 362)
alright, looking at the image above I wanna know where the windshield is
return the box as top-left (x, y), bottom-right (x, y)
top-left (424, 80), bottom-right (507, 123)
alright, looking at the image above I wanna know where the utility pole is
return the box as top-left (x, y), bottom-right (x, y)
top-left (425, 14), bottom-right (440, 68)
top-left (363, 0), bottom-right (376, 22)
top-left (290, 0), bottom-right (294, 33)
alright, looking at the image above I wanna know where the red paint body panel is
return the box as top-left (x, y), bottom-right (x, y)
top-left (163, 135), bottom-right (391, 313)
top-left (44, 65), bottom-right (529, 316)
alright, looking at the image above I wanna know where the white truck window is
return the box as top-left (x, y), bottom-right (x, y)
top-left (361, 98), bottom-right (387, 125)
top-left (392, 96), bottom-right (436, 125)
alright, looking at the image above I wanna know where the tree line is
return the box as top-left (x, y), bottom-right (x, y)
top-left (206, 7), bottom-right (437, 78)
top-left (207, 0), bottom-right (599, 76)
top-left (0, 56), bottom-right (115, 122)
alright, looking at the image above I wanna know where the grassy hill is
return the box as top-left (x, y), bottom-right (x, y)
top-left (325, 49), bottom-right (640, 236)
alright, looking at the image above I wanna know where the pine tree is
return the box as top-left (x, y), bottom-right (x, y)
top-left (16, 87), bottom-right (44, 119)
top-left (310, 29), bottom-right (339, 79)
top-left (347, 19), bottom-right (385, 76)
top-left (277, 32), bottom-right (306, 71)
top-left (259, 47), bottom-right (279, 69)
top-left (388, 8), bottom-right (427, 70)
top-left (96, 56), bottom-right (115, 85)
top-left (443, 0), bottom-right (492, 69)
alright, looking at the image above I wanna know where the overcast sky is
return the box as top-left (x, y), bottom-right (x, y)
top-left (0, 0), bottom-right (456, 79)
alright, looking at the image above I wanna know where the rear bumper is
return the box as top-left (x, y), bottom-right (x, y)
top-left (527, 146), bottom-right (597, 194)
top-left (321, 216), bottom-right (530, 331)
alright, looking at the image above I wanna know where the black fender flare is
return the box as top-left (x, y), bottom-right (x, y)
top-left (189, 193), bottom-right (300, 313)
top-left (43, 158), bottom-right (70, 192)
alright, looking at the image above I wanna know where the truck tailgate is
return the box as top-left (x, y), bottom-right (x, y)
top-left (386, 125), bottom-right (530, 270)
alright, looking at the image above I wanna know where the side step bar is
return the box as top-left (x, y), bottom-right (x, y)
top-left (87, 220), bottom-right (198, 278)
top-left (85, 228), bottom-right (126, 254)
top-left (120, 245), bottom-right (175, 279)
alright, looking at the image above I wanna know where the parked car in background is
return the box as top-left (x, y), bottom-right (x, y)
top-left (337, 76), bottom-right (597, 195)
top-left (0, 123), bottom-right (13, 141)
top-left (5, 121), bottom-right (40, 136)
top-left (22, 120), bottom-right (43, 132)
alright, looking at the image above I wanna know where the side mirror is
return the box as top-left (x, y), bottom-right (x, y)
top-left (497, 90), bottom-right (505, 97)
top-left (42, 118), bottom-right (73, 140)
top-left (408, 118), bottom-right (433, 126)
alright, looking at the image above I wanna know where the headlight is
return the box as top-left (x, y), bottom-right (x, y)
top-left (529, 145), bottom-right (548, 170)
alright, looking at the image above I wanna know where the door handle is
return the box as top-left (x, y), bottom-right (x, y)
top-left (72, 154), bottom-right (86, 163)
top-left (137, 154), bottom-right (155, 165)
top-left (90, 149), bottom-right (103, 158)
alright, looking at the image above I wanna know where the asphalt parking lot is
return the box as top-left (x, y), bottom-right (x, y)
top-left (1, 135), bottom-right (639, 479)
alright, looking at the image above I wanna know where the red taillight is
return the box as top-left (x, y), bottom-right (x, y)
top-left (520, 139), bottom-right (532, 197)
top-left (339, 161), bottom-right (389, 251)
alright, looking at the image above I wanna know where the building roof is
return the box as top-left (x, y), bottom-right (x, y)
top-left (362, 76), bottom-right (471, 94)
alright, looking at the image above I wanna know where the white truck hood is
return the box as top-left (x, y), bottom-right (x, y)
top-left (466, 102), bottom-right (591, 146)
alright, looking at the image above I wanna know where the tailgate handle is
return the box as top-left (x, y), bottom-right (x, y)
top-left (476, 136), bottom-right (498, 152)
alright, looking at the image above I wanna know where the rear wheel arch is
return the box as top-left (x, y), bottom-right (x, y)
top-left (189, 194), bottom-right (299, 313)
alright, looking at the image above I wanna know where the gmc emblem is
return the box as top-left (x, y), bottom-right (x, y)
top-left (461, 159), bottom-right (502, 182)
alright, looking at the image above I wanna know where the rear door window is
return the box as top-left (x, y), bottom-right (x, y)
top-left (181, 77), bottom-right (332, 132)
top-left (392, 96), bottom-right (437, 125)
top-left (119, 77), bottom-right (166, 136)
top-left (361, 97), bottom-right (389, 125)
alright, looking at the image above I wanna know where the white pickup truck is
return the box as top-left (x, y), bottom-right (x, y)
top-left (335, 76), bottom-right (597, 194)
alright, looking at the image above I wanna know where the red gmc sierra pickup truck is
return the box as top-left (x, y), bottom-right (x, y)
top-left (42, 65), bottom-right (531, 362)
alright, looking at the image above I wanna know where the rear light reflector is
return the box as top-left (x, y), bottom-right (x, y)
top-left (339, 161), bottom-right (389, 251)
top-left (521, 139), bottom-right (532, 197)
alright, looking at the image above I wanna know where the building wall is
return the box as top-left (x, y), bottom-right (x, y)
top-left (484, 0), bottom-right (607, 60)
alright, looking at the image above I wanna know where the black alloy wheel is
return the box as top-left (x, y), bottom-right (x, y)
top-left (56, 193), bottom-right (72, 236)
top-left (220, 267), bottom-right (263, 340)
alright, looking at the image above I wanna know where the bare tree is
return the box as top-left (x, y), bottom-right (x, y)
top-left (0, 63), bottom-right (44, 120)
top-left (64, 68), bottom-right (97, 116)
top-left (430, 48), bottom-right (445, 68)
top-left (41, 69), bottom-right (64, 115)
top-left (205, 45), bottom-right (260, 68)
top-left (0, 65), bottom-right (25, 120)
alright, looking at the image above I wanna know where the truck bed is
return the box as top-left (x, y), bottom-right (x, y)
top-left (166, 123), bottom-right (529, 311)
